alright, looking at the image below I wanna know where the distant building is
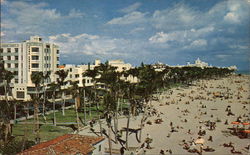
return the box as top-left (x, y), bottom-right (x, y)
top-left (59, 59), bottom-right (138, 89)
top-left (186, 58), bottom-right (209, 68)
top-left (0, 36), bottom-right (59, 100)
top-left (18, 134), bottom-right (105, 155)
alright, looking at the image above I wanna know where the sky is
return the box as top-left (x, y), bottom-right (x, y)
top-left (1, 0), bottom-right (250, 71)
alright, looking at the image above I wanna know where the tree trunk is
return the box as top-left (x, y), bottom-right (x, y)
top-left (83, 89), bottom-right (87, 125)
top-left (53, 91), bottom-right (56, 126)
top-left (139, 101), bottom-right (148, 142)
top-left (99, 115), bottom-right (103, 136)
top-left (89, 102), bottom-right (92, 117)
top-left (14, 103), bottom-right (17, 121)
top-left (108, 124), bottom-right (112, 155)
top-left (114, 97), bottom-right (120, 143)
top-left (75, 96), bottom-right (80, 132)
top-left (43, 84), bottom-right (46, 116)
top-left (125, 112), bottom-right (130, 150)
top-left (34, 87), bottom-right (40, 144)
top-left (62, 90), bottom-right (65, 116)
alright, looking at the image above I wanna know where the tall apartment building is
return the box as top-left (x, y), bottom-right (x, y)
top-left (0, 36), bottom-right (59, 100)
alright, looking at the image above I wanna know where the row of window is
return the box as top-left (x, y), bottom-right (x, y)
top-left (0, 47), bottom-right (59, 54)
top-left (0, 56), bottom-right (18, 61)
top-left (0, 48), bottom-right (18, 53)
top-left (5, 63), bottom-right (18, 68)
top-left (31, 63), bottom-right (53, 68)
top-left (69, 74), bottom-right (80, 78)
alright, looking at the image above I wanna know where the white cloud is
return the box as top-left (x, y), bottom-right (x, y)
top-left (149, 26), bottom-right (214, 44)
top-left (120, 2), bottom-right (141, 13)
top-left (0, 32), bottom-right (5, 37)
top-left (129, 27), bottom-right (145, 34)
top-left (190, 39), bottom-right (207, 47)
top-left (107, 11), bottom-right (146, 25)
top-left (216, 54), bottom-right (230, 59)
top-left (224, 12), bottom-right (239, 23)
top-left (1, 1), bottom-right (84, 41)
top-left (151, 0), bottom-right (249, 31)
top-left (68, 9), bottom-right (85, 18)
top-left (149, 32), bottom-right (171, 43)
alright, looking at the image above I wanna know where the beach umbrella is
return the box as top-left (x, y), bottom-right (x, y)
top-left (242, 122), bottom-right (250, 125)
top-left (242, 130), bottom-right (250, 134)
top-left (195, 138), bottom-right (205, 144)
top-left (231, 121), bottom-right (240, 125)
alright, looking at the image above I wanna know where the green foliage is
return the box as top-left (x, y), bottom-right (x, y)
top-left (0, 138), bottom-right (35, 154)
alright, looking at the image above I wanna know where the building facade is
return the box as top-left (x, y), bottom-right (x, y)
top-left (0, 36), bottom-right (59, 100)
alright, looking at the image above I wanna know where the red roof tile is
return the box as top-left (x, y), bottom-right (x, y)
top-left (18, 134), bottom-right (105, 155)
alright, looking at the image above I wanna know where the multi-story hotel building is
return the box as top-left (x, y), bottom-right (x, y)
top-left (58, 59), bottom-right (138, 89)
top-left (0, 36), bottom-right (60, 100)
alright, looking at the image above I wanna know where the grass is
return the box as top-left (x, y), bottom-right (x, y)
top-left (12, 102), bottom-right (129, 142)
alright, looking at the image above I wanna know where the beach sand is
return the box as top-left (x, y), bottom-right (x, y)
top-left (79, 75), bottom-right (250, 154)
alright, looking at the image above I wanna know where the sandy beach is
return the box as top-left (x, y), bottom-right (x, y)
top-left (79, 75), bottom-right (250, 155)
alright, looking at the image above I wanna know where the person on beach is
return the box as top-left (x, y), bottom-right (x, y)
top-left (160, 149), bottom-right (165, 155)
top-left (120, 146), bottom-right (126, 155)
top-left (208, 136), bottom-right (213, 142)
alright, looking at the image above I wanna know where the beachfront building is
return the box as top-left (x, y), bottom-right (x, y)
top-left (186, 58), bottom-right (209, 68)
top-left (108, 59), bottom-right (138, 83)
top-left (58, 59), bottom-right (100, 88)
top-left (0, 36), bottom-right (60, 101)
top-left (18, 134), bottom-right (106, 155)
top-left (58, 59), bottom-right (138, 89)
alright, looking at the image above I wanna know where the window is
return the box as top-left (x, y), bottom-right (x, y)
top-left (15, 63), bottom-right (18, 68)
top-left (57, 50), bottom-right (59, 54)
top-left (7, 63), bottom-right (11, 68)
top-left (15, 56), bottom-right (18, 60)
top-left (14, 71), bottom-right (18, 75)
top-left (15, 79), bottom-right (18, 83)
top-left (0, 48), bottom-right (3, 53)
top-left (75, 74), bottom-right (79, 78)
top-left (70, 74), bottom-right (72, 78)
top-left (57, 64), bottom-right (59, 68)
top-left (16, 91), bottom-right (25, 98)
top-left (0, 56), bottom-right (3, 60)
top-left (32, 47), bottom-right (39, 52)
top-left (7, 48), bottom-right (11, 53)
top-left (46, 45), bottom-right (50, 48)
top-left (7, 56), bottom-right (11, 60)
top-left (15, 48), bottom-right (18, 53)
top-left (69, 68), bottom-right (72, 72)
top-left (32, 56), bottom-right (39, 60)
top-left (31, 63), bottom-right (39, 68)
top-left (44, 56), bottom-right (50, 60)
top-left (57, 57), bottom-right (59, 61)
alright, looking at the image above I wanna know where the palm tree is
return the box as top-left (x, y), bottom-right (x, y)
top-left (83, 68), bottom-right (99, 110)
top-left (0, 68), bottom-right (14, 143)
top-left (42, 71), bottom-right (51, 116)
top-left (69, 81), bottom-right (80, 132)
top-left (47, 82), bottom-right (58, 126)
top-left (30, 71), bottom-right (44, 144)
top-left (55, 70), bottom-right (69, 116)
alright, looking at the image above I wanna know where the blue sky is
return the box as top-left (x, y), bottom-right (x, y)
top-left (1, 0), bottom-right (250, 70)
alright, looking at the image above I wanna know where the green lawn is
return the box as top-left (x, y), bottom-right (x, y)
top-left (12, 102), bottom-right (129, 142)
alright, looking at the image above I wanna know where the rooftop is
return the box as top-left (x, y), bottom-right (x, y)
top-left (18, 134), bottom-right (105, 155)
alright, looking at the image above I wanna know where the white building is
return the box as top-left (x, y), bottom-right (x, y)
top-left (0, 36), bottom-right (59, 100)
top-left (186, 58), bottom-right (209, 68)
top-left (58, 59), bottom-right (138, 89)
